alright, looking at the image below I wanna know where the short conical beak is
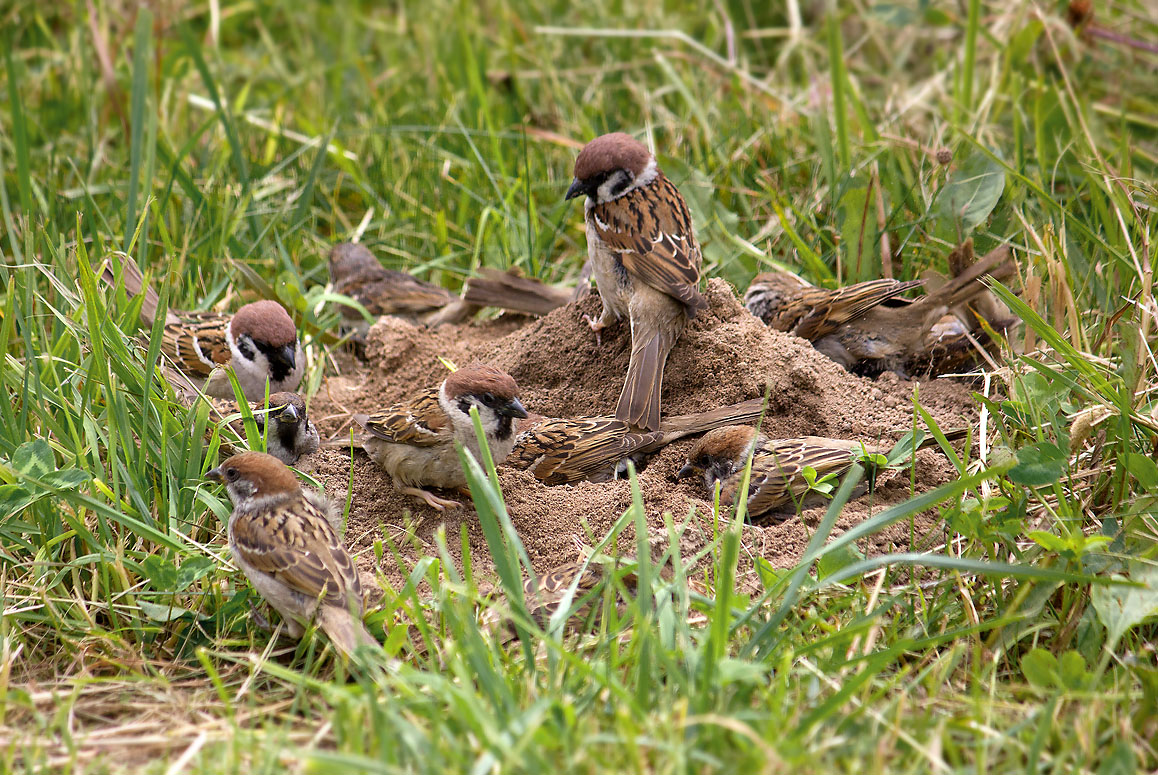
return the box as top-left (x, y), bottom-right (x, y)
top-left (205, 466), bottom-right (224, 484)
top-left (500, 397), bottom-right (529, 419)
top-left (277, 344), bottom-right (297, 372)
top-left (676, 463), bottom-right (696, 480)
top-left (278, 403), bottom-right (300, 424)
top-left (565, 178), bottom-right (586, 201)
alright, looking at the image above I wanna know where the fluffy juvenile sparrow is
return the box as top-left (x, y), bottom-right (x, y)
top-left (354, 363), bottom-right (528, 511)
top-left (329, 242), bottom-right (477, 330)
top-left (677, 426), bottom-right (884, 521)
top-left (206, 452), bottom-right (376, 656)
top-left (566, 133), bottom-right (708, 432)
top-left (745, 243), bottom-right (1014, 378)
top-left (100, 257), bottom-right (305, 401)
top-left (506, 398), bottom-right (765, 485)
top-left (209, 391), bottom-right (320, 465)
top-left (463, 268), bottom-right (573, 317)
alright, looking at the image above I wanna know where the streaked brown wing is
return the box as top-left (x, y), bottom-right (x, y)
top-left (743, 439), bottom-right (859, 516)
top-left (357, 387), bottom-right (448, 446)
top-left (232, 497), bottom-right (361, 607)
top-left (792, 279), bottom-right (923, 341)
top-left (509, 417), bottom-right (664, 485)
top-left (590, 174), bottom-right (706, 313)
top-left (338, 269), bottom-right (453, 317)
top-left (162, 313), bottom-right (232, 378)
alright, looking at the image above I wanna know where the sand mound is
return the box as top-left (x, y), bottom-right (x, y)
top-left (304, 279), bottom-right (976, 594)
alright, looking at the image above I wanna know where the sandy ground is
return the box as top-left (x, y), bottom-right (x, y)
top-left (300, 278), bottom-right (977, 595)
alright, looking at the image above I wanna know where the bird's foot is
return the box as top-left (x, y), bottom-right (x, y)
top-left (402, 486), bottom-right (461, 512)
top-left (582, 313), bottom-right (606, 347)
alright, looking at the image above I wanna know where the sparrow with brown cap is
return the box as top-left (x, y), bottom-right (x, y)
top-left (206, 452), bottom-right (376, 657)
top-left (565, 132), bottom-right (708, 432)
top-left (353, 363), bottom-right (528, 511)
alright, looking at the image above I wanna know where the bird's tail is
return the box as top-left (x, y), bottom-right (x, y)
top-left (318, 605), bottom-right (379, 658)
top-left (925, 241), bottom-right (1015, 310)
top-left (464, 268), bottom-right (573, 317)
top-left (616, 328), bottom-right (676, 432)
top-left (658, 397), bottom-right (767, 439)
top-left (97, 253), bottom-right (176, 327)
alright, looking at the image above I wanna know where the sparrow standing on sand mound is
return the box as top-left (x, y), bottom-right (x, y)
top-left (209, 391), bottom-right (320, 465)
top-left (354, 363), bottom-right (528, 511)
top-left (506, 398), bottom-right (765, 485)
top-left (328, 242), bottom-right (475, 329)
top-left (565, 133), bottom-right (708, 432)
top-left (677, 426), bottom-right (882, 521)
top-left (206, 452), bottom-right (376, 657)
top-left (100, 258), bottom-right (305, 401)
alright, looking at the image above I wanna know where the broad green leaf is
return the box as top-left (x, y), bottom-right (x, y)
top-left (1009, 441), bottom-right (1067, 486)
top-left (141, 554), bottom-right (179, 591)
top-left (0, 484), bottom-right (34, 514)
top-left (935, 153), bottom-right (1005, 234)
top-left (13, 439), bottom-right (54, 479)
top-left (175, 556), bottom-right (217, 591)
top-left (43, 469), bottom-right (91, 489)
top-left (138, 600), bottom-right (201, 622)
top-left (1125, 453), bottom-right (1158, 492)
top-left (1091, 566), bottom-right (1158, 647)
top-left (817, 543), bottom-right (866, 581)
top-left (1020, 647), bottom-right (1058, 689)
top-left (1058, 650), bottom-right (1091, 690)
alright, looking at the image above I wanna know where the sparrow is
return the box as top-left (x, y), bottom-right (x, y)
top-left (506, 398), bottom-right (765, 486)
top-left (100, 257), bottom-right (305, 401)
top-left (462, 268), bottom-right (572, 317)
top-left (208, 391), bottom-right (320, 465)
top-left (744, 242), bottom-right (1015, 378)
top-left (744, 273), bottom-right (925, 340)
top-left (677, 426), bottom-right (884, 521)
top-left (565, 132), bottom-right (708, 432)
top-left (328, 242), bottom-right (476, 330)
top-left (206, 452), bottom-right (376, 657)
top-left (353, 363), bottom-right (528, 511)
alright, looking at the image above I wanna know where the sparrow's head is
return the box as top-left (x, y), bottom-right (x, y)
top-left (229, 300), bottom-right (300, 384)
top-left (266, 391), bottom-right (307, 426)
top-left (206, 451), bottom-right (301, 506)
top-left (566, 132), bottom-right (658, 204)
top-left (328, 242), bottom-right (380, 283)
top-left (678, 425), bottom-right (760, 487)
top-left (441, 363), bottom-right (528, 441)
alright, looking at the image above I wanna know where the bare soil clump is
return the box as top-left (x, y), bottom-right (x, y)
top-left (304, 279), bottom-right (977, 595)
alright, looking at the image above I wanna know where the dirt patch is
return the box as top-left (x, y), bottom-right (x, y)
top-left (302, 279), bottom-right (977, 595)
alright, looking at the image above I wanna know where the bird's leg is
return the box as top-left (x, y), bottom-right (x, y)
top-left (582, 306), bottom-right (616, 347)
top-left (400, 486), bottom-right (461, 512)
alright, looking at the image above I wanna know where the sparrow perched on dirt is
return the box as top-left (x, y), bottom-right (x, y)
top-left (328, 242), bottom-right (475, 330)
top-left (744, 242), bottom-right (1014, 378)
top-left (100, 257), bottom-right (304, 401)
top-left (677, 426), bottom-right (884, 521)
top-left (209, 391), bottom-right (320, 465)
top-left (462, 268), bottom-right (573, 317)
top-left (206, 452), bottom-right (376, 657)
top-left (354, 363), bottom-right (528, 511)
top-left (566, 133), bottom-right (708, 432)
top-left (506, 398), bottom-right (765, 485)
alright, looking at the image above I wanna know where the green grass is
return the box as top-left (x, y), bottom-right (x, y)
top-left (3, 0), bottom-right (1158, 771)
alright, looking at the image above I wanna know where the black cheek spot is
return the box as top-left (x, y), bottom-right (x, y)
top-left (236, 335), bottom-right (256, 362)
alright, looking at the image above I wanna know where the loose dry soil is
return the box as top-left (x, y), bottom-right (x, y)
top-left (302, 279), bottom-right (978, 596)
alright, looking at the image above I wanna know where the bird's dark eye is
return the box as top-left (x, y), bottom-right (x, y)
top-left (225, 467), bottom-right (240, 482)
top-left (482, 392), bottom-right (495, 405)
top-left (697, 456), bottom-right (709, 467)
